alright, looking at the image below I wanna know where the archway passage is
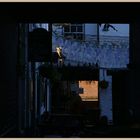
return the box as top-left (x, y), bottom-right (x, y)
top-left (43, 80), bottom-right (100, 137)
top-left (79, 81), bottom-right (100, 126)
top-left (51, 80), bottom-right (99, 114)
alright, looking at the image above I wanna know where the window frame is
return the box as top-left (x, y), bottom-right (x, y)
top-left (63, 24), bottom-right (85, 40)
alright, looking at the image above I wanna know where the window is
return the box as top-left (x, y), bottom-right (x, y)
top-left (63, 24), bottom-right (84, 40)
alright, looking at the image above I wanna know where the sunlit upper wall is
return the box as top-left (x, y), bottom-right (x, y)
top-left (85, 24), bottom-right (97, 35)
top-left (28, 23), bottom-right (129, 36)
top-left (99, 24), bottom-right (129, 37)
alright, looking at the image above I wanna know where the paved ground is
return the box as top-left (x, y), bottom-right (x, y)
top-left (36, 113), bottom-right (140, 138)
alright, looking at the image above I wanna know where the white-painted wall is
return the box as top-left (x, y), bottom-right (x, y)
top-left (99, 69), bottom-right (113, 124)
top-left (29, 23), bottom-right (129, 37)
top-left (99, 24), bottom-right (129, 37)
top-left (85, 24), bottom-right (97, 35)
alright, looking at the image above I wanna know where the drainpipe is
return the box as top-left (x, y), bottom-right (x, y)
top-left (47, 79), bottom-right (51, 112)
top-left (46, 23), bottom-right (52, 113)
top-left (97, 24), bottom-right (100, 45)
top-left (31, 61), bottom-right (36, 135)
